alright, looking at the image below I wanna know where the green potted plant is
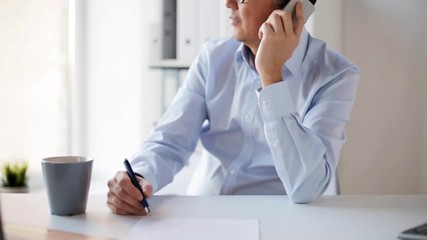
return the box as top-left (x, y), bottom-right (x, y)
top-left (1, 161), bottom-right (29, 193)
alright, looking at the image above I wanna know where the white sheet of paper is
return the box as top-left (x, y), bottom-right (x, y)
top-left (124, 217), bottom-right (259, 240)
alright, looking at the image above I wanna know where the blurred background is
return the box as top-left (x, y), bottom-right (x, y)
top-left (0, 0), bottom-right (426, 195)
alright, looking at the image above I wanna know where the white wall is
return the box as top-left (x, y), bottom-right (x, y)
top-left (309, 0), bottom-right (427, 195)
top-left (425, 85), bottom-right (427, 192)
top-left (79, 0), bottom-right (163, 192)
top-left (423, 52), bottom-right (427, 194)
top-left (310, 0), bottom-right (343, 52)
top-left (339, 0), bottom-right (427, 194)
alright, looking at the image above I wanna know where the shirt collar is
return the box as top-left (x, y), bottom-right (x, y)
top-left (234, 28), bottom-right (310, 76)
top-left (235, 43), bottom-right (246, 62)
top-left (235, 43), bottom-right (258, 75)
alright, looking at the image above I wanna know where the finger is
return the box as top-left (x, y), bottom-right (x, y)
top-left (270, 12), bottom-right (285, 34)
top-left (116, 171), bottom-right (143, 200)
top-left (259, 22), bottom-right (274, 39)
top-left (106, 201), bottom-right (129, 215)
top-left (106, 192), bottom-right (146, 216)
top-left (262, 15), bottom-right (272, 35)
top-left (282, 10), bottom-right (294, 36)
top-left (294, 1), bottom-right (305, 37)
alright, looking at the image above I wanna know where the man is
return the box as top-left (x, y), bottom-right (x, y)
top-left (107, 0), bottom-right (359, 215)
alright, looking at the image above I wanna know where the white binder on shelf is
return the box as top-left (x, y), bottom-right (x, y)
top-left (177, 0), bottom-right (200, 62)
top-left (149, 22), bottom-right (162, 62)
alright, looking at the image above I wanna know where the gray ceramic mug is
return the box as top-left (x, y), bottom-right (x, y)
top-left (41, 156), bottom-right (93, 216)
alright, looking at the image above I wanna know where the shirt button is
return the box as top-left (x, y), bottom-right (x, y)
top-left (230, 168), bottom-right (236, 175)
top-left (244, 113), bottom-right (251, 121)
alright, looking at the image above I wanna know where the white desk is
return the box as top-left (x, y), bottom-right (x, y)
top-left (2, 194), bottom-right (427, 240)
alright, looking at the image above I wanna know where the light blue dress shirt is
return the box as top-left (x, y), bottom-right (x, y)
top-left (131, 29), bottom-right (359, 203)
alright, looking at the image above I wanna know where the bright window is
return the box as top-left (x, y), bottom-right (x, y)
top-left (0, 1), bottom-right (69, 176)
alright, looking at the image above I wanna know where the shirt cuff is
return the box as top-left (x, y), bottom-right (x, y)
top-left (256, 80), bottom-right (296, 121)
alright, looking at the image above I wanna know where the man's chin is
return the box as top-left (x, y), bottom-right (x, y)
top-left (231, 32), bottom-right (245, 42)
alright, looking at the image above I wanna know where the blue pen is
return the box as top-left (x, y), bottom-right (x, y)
top-left (123, 159), bottom-right (151, 216)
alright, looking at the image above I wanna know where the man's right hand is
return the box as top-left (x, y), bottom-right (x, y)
top-left (256, 2), bottom-right (304, 87)
top-left (107, 171), bottom-right (153, 215)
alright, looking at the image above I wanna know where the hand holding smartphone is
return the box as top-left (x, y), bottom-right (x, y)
top-left (255, 0), bottom-right (315, 87)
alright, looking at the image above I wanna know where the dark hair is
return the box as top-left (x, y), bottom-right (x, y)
top-left (274, 0), bottom-right (317, 9)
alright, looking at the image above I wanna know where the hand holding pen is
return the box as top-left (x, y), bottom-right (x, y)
top-left (106, 160), bottom-right (153, 216)
top-left (123, 159), bottom-right (151, 216)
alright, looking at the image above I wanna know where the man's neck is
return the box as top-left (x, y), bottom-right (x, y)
top-left (245, 43), bottom-right (258, 69)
